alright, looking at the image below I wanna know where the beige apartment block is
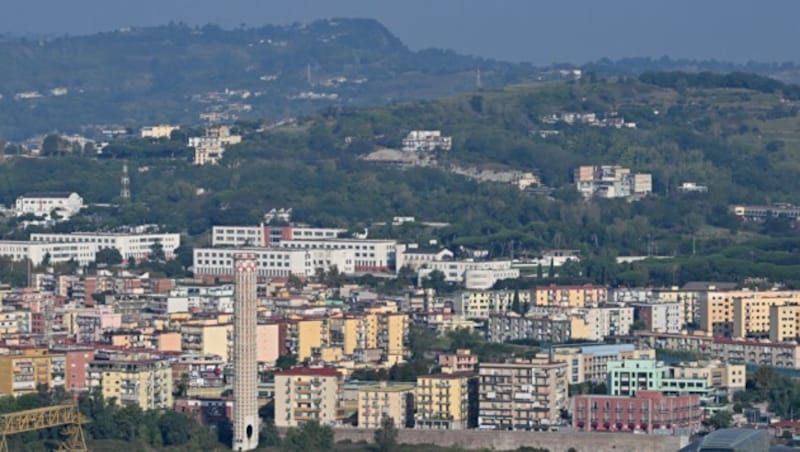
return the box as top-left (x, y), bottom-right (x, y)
top-left (477, 359), bottom-right (567, 430)
top-left (535, 285), bottom-right (607, 308)
top-left (698, 290), bottom-right (800, 337)
top-left (357, 382), bottom-right (415, 429)
top-left (274, 367), bottom-right (343, 427)
top-left (770, 303), bottom-right (800, 342)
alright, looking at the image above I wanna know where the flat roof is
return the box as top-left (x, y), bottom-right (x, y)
top-left (358, 383), bottom-right (415, 392)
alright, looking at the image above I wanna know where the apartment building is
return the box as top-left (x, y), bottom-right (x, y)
top-left (401, 130), bottom-right (452, 152)
top-left (276, 238), bottom-right (396, 272)
top-left (553, 344), bottom-right (655, 385)
top-left (486, 314), bottom-right (572, 344)
top-left (193, 247), bottom-right (354, 278)
top-left (534, 284), bottom-right (608, 308)
top-left (394, 246), bottom-right (454, 272)
top-left (454, 290), bottom-right (533, 319)
top-left (669, 361), bottom-right (746, 397)
top-left (477, 359), bottom-right (567, 430)
top-left (180, 322), bottom-right (232, 362)
top-left (697, 290), bottom-right (800, 337)
top-left (574, 165), bottom-right (652, 199)
top-left (88, 357), bottom-right (173, 410)
top-left (274, 367), bottom-right (343, 427)
top-left (140, 124), bottom-right (179, 139)
top-left (438, 349), bottom-right (478, 373)
top-left (633, 302), bottom-right (683, 333)
top-left (293, 313), bottom-right (408, 364)
top-left (257, 322), bottom-right (288, 365)
top-left (770, 303), bottom-right (800, 342)
top-left (573, 391), bottom-right (702, 434)
top-left (0, 347), bottom-right (52, 396)
top-left (189, 125), bottom-right (242, 166)
top-left (607, 359), bottom-right (712, 402)
top-left (583, 306), bottom-right (634, 339)
top-left (357, 382), bottom-right (415, 429)
top-left (415, 372), bottom-right (477, 430)
top-left (15, 192), bottom-right (84, 220)
top-left (633, 330), bottom-right (800, 369)
top-left (30, 232), bottom-right (181, 262)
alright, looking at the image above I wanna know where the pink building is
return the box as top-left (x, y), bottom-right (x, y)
top-left (62, 348), bottom-right (95, 392)
top-left (256, 322), bottom-right (287, 364)
top-left (438, 349), bottom-right (477, 372)
top-left (573, 391), bottom-right (701, 434)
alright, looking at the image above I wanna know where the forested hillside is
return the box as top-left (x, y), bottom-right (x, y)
top-left (0, 19), bottom-right (541, 139)
top-left (2, 73), bottom-right (800, 286)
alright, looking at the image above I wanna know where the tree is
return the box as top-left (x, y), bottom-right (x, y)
top-left (158, 411), bottom-right (194, 446)
top-left (288, 274), bottom-right (305, 290)
top-left (149, 240), bottom-right (166, 261)
top-left (536, 263), bottom-right (543, 279)
top-left (510, 289), bottom-right (522, 314)
top-left (374, 416), bottom-right (398, 452)
top-left (631, 319), bottom-right (647, 331)
top-left (275, 354), bottom-right (298, 370)
top-left (282, 421), bottom-right (333, 452)
top-left (95, 248), bottom-right (123, 266)
top-left (548, 258), bottom-right (555, 278)
top-left (705, 410), bottom-right (732, 430)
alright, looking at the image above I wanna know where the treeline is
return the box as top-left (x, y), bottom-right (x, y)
top-left (639, 70), bottom-right (800, 99)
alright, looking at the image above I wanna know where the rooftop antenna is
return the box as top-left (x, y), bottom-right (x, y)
top-left (121, 161), bottom-right (130, 201)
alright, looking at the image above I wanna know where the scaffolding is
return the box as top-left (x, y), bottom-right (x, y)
top-left (0, 404), bottom-right (88, 452)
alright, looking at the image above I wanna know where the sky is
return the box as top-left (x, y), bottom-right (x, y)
top-left (1, 0), bottom-right (798, 65)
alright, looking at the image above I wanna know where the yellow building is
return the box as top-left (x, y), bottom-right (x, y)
top-left (358, 382), bottom-right (415, 429)
top-left (0, 310), bottom-right (29, 335)
top-left (88, 358), bottom-right (173, 410)
top-left (274, 367), bottom-right (343, 427)
top-left (535, 284), bottom-right (607, 308)
top-left (382, 313), bottom-right (407, 364)
top-left (454, 290), bottom-right (533, 319)
top-left (415, 372), bottom-right (476, 430)
top-left (297, 319), bottom-right (326, 361)
top-left (653, 287), bottom-right (701, 324)
top-left (0, 347), bottom-right (52, 396)
top-left (770, 303), bottom-right (800, 342)
top-left (140, 124), bottom-right (179, 139)
top-left (180, 322), bottom-right (231, 361)
top-left (697, 290), bottom-right (800, 337)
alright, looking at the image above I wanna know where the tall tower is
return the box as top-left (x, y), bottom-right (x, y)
top-left (120, 162), bottom-right (130, 201)
top-left (233, 253), bottom-right (259, 451)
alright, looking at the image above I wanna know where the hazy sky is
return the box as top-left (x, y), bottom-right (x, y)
top-left (2, 1), bottom-right (798, 65)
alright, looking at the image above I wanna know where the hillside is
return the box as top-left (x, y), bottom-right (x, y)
top-left (3, 73), bottom-right (800, 286)
top-left (0, 19), bottom-right (544, 140)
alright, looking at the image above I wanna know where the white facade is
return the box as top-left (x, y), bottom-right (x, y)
top-left (583, 306), bottom-right (635, 340)
top-left (140, 125), bottom-right (179, 139)
top-left (193, 247), bottom-right (355, 278)
top-left (0, 240), bottom-right (95, 266)
top-left (30, 232), bottom-right (180, 261)
top-left (417, 259), bottom-right (518, 288)
top-left (15, 192), bottom-right (84, 221)
top-left (574, 165), bottom-right (652, 200)
top-left (401, 130), bottom-right (452, 152)
top-left (276, 238), bottom-right (396, 272)
top-left (163, 285), bottom-right (235, 313)
top-left (395, 245), bottom-right (455, 272)
top-left (635, 302), bottom-right (683, 333)
top-left (454, 290), bottom-right (532, 319)
top-left (211, 225), bottom-right (348, 247)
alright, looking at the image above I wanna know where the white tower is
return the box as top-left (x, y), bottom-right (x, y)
top-left (232, 253), bottom-right (259, 451)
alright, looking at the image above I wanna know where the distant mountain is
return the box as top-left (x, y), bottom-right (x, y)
top-left (0, 19), bottom-right (548, 140)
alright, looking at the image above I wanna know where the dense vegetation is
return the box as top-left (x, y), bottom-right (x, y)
top-left (0, 19), bottom-right (541, 139)
top-left (2, 73), bottom-right (800, 286)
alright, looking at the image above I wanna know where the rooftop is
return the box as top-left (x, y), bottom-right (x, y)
top-left (275, 367), bottom-right (341, 377)
top-left (358, 382), bottom-right (416, 392)
top-left (20, 192), bottom-right (77, 199)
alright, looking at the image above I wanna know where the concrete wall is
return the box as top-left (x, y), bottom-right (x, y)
top-left (331, 428), bottom-right (688, 452)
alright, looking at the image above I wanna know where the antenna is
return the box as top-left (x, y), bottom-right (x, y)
top-left (476, 67), bottom-right (482, 89)
top-left (121, 162), bottom-right (131, 201)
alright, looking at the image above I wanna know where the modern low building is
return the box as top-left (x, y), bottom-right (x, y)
top-left (211, 224), bottom-right (347, 247)
top-left (607, 359), bottom-right (713, 402)
top-left (276, 238), bottom-right (397, 273)
top-left (553, 344), bottom-right (655, 385)
top-left (357, 382), bottom-right (415, 429)
top-left (0, 240), bottom-right (96, 266)
top-left (574, 165), bottom-right (652, 200)
top-left (274, 367), bottom-right (343, 427)
top-left (30, 232), bottom-right (181, 262)
top-left (477, 359), bottom-right (567, 430)
top-left (15, 192), bottom-right (84, 221)
top-left (418, 260), bottom-right (518, 289)
top-left (415, 372), bottom-right (477, 430)
top-left (696, 289), bottom-right (800, 338)
top-left (193, 247), bottom-right (354, 278)
top-left (573, 391), bottom-right (702, 434)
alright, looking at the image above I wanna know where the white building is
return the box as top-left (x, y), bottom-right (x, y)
top-left (574, 166), bottom-right (652, 200)
top-left (633, 302), bottom-right (683, 333)
top-left (29, 232), bottom-right (180, 262)
top-left (454, 290), bottom-right (533, 319)
top-left (276, 238), bottom-right (396, 272)
top-left (193, 247), bottom-right (354, 278)
top-left (15, 192), bottom-right (84, 221)
top-left (582, 306), bottom-right (635, 340)
top-left (417, 259), bottom-right (519, 289)
top-left (395, 245), bottom-right (455, 271)
top-left (163, 285), bottom-right (235, 313)
top-left (678, 182), bottom-right (708, 193)
top-left (189, 125), bottom-right (242, 166)
top-left (0, 240), bottom-right (96, 266)
top-left (211, 225), bottom-right (347, 247)
top-left (401, 130), bottom-right (452, 152)
top-left (140, 125), bottom-right (179, 139)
